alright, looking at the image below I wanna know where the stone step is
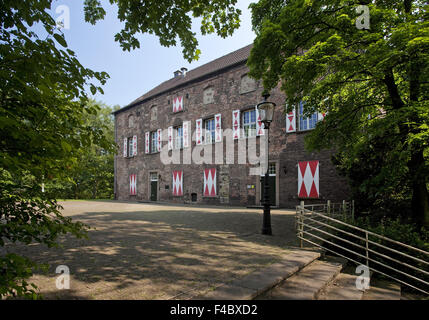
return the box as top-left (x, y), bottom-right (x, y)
top-left (317, 264), bottom-right (402, 300)
top-left (318, 272), bottom-right (365, 300)
top-left (193, 249), bottom-right (321, 300)
top-left (256, 257), bottom-right (345, 300)
top-left (362, 278), bottom-right (401, 300)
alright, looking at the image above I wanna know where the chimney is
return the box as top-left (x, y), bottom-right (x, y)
top-left (181, 67), bottom-right (188, 77)
top-left (173, 70), bottom-right (182, 78)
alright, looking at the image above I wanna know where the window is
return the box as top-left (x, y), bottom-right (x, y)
top-left (299, 101), bottom-right (318, 131)
top-left (174, 126), bottom-right (183, 149)
top-left (128, 115), bottom-right (134, 128)
top-left (128, 138), bottom-right (133, 157)
top-left (204, 118), bottom-right (215, 144)
top-left (203, 87), bottom-right (215, 104)
top-left (268, 163), bottom-right (276, 175)
top-left (150, 105), bottom-right (157, 121)
top-left (150, 131), bottom-right (158, 153)
top-left (150, 172), bottom-right (158, 181)
top-left (261, 163), bottom-right (277, 176)
top-left (240, 74), bottom-right (256, 94)
top-left (242, 109), bottom-right (256, 137)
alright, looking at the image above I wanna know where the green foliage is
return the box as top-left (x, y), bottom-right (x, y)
top-left (83, 0), bottom-right (242, 62)
top-left (0, 0), bottom-right (242, 298)
top-left (354, 216), bottom-right (429, 252)
top-left (0, 253), bottom-right (41, 299)
top-left (248, 0), bottom-right (429, 226)
top-left (0, 1), bottom-right (110, 298)
top-left (46, 100), bottom-right (117, 200)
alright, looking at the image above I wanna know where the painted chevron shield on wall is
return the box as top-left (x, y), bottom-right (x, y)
top-left (203, 168), bottom-right (216, 197)
top-left (172, 171), bottom-right (183, 196)
top-left (173, 96), bottom-right (183, 112)
top-left (298, 161), bottom-right (319, 198)
top-left (130, 174), bottom-right (137, 195)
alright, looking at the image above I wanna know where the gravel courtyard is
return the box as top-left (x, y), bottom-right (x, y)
top-left (4, 201), bottom-right (299, 299)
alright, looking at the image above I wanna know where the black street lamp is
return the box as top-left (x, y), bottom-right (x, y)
top-left (257, 93), bottom-right (276, 236)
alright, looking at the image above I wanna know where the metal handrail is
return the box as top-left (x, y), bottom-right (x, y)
top-left (298, 236), bottom-right (429, 296)
top-left (301, 207), bottom-right (429, 256)
top-left (300, 213), bottom-right (429, 265)
top-left (298, 221), bottom-right (429, 277)
top-left (296, 201), bottom-right (429, 296)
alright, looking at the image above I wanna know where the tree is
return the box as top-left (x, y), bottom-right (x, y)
top-left (247, 0), bottom-right (429, 226)
top-left (0, 1), bottom-right (110, 298)
top-left (1, 0), bottom-right (242, 297)
top-left (47, 101), bottom-right (118, 200)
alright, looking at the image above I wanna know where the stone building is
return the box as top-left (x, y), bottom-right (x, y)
top-left (113, 44), bottom-right (350, 207)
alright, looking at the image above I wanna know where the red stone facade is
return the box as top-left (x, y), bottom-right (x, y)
top-left (114, 46), bottom-right (350, 208)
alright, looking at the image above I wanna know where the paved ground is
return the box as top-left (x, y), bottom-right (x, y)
top-left (3, 201), bottom-right (298, 299)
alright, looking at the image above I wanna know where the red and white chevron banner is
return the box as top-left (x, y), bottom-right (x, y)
top-left (172, 170), bottom-right (183, 196)
top-left (203, 168), bottom-right (216, 197)
top-left (232, 110), bottom-right (240, 140)
top-left (286, 108), bottom-right (296, 133)
top-left (183, 121), bottom-right (190, 148)
top-left (298, 161), bottom-right (319, 198)
top-left (132, 135), bottom-right (137, 156)
top-left (145, 132), bottom-right (150, 154)
top-left (157, 128), bottom-right (162, 152)
top-left (256, 106), bottom-right (265, 136)
top-left (196, 119), bottom-right (203, 145)
top-left (215, 113), bottom-right (222, 142)
top-left (173, 96), bottom-right (183, 112)
top-left (168, 126), bottom-right (173, 150)
top-left (130, 174), bottom-right (137, 195)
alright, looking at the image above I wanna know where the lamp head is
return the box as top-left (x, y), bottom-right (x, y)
top-left (257, 94), bottom-right (276, 124)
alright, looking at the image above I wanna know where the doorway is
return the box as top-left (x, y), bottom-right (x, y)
top-left (150, 172), bottom-right (158, 201)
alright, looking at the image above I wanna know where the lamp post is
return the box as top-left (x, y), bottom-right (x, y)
top-left (257, 93), bottom-right (276, 235)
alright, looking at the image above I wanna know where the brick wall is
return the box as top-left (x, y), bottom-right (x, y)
top-left (114, 63), bottom-right (350, 208)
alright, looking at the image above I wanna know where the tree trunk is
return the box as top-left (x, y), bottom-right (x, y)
top-left (92, 180), bottom-right (98, 199)
top-left (384, 66), bottom-right (428, 227)
top-left (408, 149), bottom-right (429, 227)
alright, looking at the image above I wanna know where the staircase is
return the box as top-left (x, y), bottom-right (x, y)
top-left (256, 255), bottom-right (401, 300)
top-left (194, 251), bottom-right (402, 300)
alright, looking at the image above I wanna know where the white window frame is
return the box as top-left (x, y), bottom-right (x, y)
top-left (127, 137), bottom-right (133, 157)
top-left (204, 118), bottom-right (215, 144)
top-left (242, 109), bottom-right (257, 138)
top-left (150, 131), bottom-right (158, 153)
top-left (174, 126), bottom-right (183, 150)
top-left (298, 101), bottom-right (319, 131)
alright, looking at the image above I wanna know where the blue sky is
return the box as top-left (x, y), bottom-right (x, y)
top-left (53, 0), bottom-right (255, 108)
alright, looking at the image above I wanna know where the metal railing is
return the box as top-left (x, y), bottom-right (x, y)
top-left (296, 201), bottom-right (429, 296)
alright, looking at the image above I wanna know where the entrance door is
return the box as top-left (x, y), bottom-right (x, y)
top-left (150, 173), bottom-right (158, 201)
top-left (260, 163), bottom-right (276, 206)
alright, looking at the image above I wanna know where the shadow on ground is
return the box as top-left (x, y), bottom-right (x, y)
top-left (3, 202), bottom-right (298, 300)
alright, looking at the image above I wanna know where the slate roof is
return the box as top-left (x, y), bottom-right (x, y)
top-left (113, 44), bottom-right (253, 115)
